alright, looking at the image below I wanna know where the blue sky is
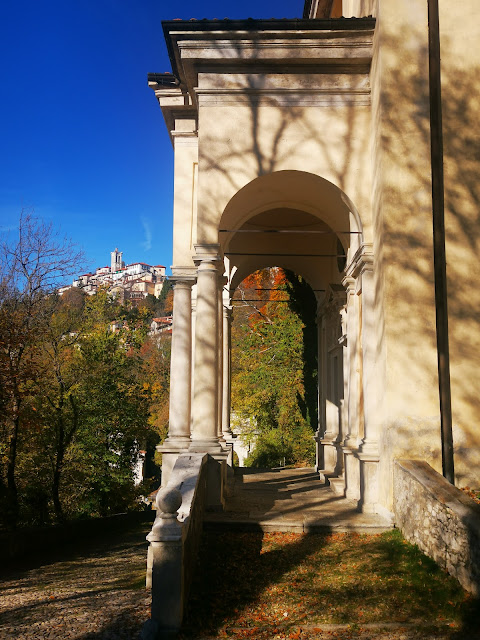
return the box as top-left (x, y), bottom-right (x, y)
top-left (1, 0), bottom-right (303, 280)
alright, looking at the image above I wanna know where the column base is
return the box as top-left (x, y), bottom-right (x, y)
top-left (223, 434), bottom-right (237, 467)
top-left (318, 438), bottom-right (341, 479)
top-left (343, 447), bottom-right (361, 501)
top-left (357, 453), bottom-right (380, 514)
top-left (157, 441), bottom-right (191, 488)
top-left (162, 436), bottom-right (191, 448)
top-left (357, 438), bottom-right (380, 458)
top-left (189, 438), bottom-right (225, 454)
top-left (206, 452), bottom-right (229, 511)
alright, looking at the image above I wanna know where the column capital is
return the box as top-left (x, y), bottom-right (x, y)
top-left (193, 244), bottom-right (223, 267)
top-left (341, 275), bottom-right (356, 292)
top-left (223, 305), bottom-right (233, 321)
top-left (169, 277), bottom-right (195, 289)
top-left (170, 266), bottom-right (197, 280)
top-left (345, 243), bottom-right (374, 280)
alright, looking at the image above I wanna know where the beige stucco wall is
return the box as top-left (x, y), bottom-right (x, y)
top-left (172, 119), bottom-right (198, 267)
top-left (196, 98), bottom-right (373, 245)
top-left (439, 0), bottom-right (480, 487)
top-left (374, 0), bottom-right (480, 506)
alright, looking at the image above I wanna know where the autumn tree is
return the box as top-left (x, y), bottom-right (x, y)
top-left (1, 215), bottom-right (170, 526)
top-left (32, 291), bottom-right (85, 522)
top-left (138, 332), bottom-right (171, 475)
top-left (56, 289), bottom-right (151, 518)
top-left (0, 212), bottom-right (83, 526)
top-left (231, 268), bottom-right (317, 467)
top-left (17, 288), bottom-right (163, 523)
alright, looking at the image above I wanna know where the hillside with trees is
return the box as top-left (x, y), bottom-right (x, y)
top-left (1, 216), bottom-right (319, 527)
top-left (0, 215), bottom-right (170, 528)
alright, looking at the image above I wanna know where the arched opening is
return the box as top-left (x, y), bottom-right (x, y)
top-left (218, 171), bottom-right (365, 487)
top-left (164, 169), bottom-right (380, 514)
top-left (230, 267), bottom-right (318, 469)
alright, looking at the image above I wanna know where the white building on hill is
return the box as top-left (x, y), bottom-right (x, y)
top-left (59, 248), bottom-right (166, 303)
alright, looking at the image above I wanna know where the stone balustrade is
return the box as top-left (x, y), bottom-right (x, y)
top-left (142, 453), bottom-right (209, 639)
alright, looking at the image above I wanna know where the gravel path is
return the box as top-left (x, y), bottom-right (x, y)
top-left (0, 523), bottom-right (150, 639)
top-left (1, 518), bottom-right (478, 640)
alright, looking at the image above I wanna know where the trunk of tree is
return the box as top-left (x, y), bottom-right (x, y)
top-left (52, 462), bottom-right (64, 523)
top-left (6, 408), bottom-right (20, 527)
top-left (52, 401), bottom-right (66, 523)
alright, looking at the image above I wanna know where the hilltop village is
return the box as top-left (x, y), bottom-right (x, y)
top-left (59, 248), bottom-right (167, 304)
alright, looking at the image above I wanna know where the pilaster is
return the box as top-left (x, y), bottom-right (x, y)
top-left (346, 245), bottom-right (380, 513)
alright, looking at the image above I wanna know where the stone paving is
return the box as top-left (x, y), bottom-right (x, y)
top-left (205, 467), bottom-right (393, 533)
top-left (0, 469), bottom-right (440, 640)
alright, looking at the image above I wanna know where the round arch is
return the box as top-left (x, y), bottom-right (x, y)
top-left (218, 170), bottom-right (364, 297)
top-left (219, 170), bottom-right (364, 260)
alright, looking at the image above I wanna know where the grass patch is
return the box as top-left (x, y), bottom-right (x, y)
top-left (180, 529), bottom-right (479, 638)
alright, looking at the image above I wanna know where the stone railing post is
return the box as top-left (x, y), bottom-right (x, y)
top-left (143, 488), bottom-right (184, 640)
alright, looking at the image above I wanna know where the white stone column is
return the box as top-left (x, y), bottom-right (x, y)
top-left (358, 261), bottom-right (380, 456)
top-left (190, 252), bottom-right (222, 453)
top-left (159, 276), bottom-right (194, 486)
top-left (221, 306), bottom-right (233, 437)
top-left (217, 279), bottom-right (224, 442)
top-left (190, 292), bottom-right (196, 433)
top-left (318, 285), bottom-right (346, 481)
top-left (222, 306), bottom-right (236, 468)
top-left (167, 280), bottom-right (194, 446)
top-left (357, 258), bottom-right (380, 513)
top-left (342, 277), bottom-right (358, 449)
top-left (339, 305), bottom-right (349, 438)
top-left (315, 307), bottom-right (326, 472)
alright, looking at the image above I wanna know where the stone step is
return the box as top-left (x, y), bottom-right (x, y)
top-left (204, 515), bottom-right (393, 534)
top-left (208, 468), bottom-right (394, 535)
top-left (328, 477), bottom-right (346, 495)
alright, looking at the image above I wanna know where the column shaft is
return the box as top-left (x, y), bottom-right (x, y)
top-left (167, 281), bottom-right (193, 445)
top-left (217, 284), bottom-right (224, 440)
top-left (222, 307), bottom-right (233, 438)
top-left (190, 259), bottom-right (222, 452)
top-left (358, 266), bottom-right (380, 456)
top-left (342, 277), bottom-right (361, 501)
top-left (345, 283), bottom-right (360, 446)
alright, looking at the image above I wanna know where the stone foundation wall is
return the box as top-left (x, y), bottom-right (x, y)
top-left (394, 459), bottom-right (480, 595)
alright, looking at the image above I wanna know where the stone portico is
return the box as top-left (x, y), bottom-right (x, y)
top-left (150, 0), bottom-right (480, 518)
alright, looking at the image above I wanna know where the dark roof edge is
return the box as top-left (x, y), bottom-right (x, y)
top-left (303, 1), bottom-right (313, 19)
top-left (147, 73), bottom-right (178, 87)
top-left (161, 17), bottom-right (375, 33)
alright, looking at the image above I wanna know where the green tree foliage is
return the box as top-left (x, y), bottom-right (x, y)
top-left (56, 290), bottom-right (151, 518)
top-left (231, 268), bottom-right (317, 468)
top-left (0, 212), bottom-right (83, 526)
top-left (0, 216), bottom-right (171, 527)
top-left (139, 332), bottom-right (171, 473)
